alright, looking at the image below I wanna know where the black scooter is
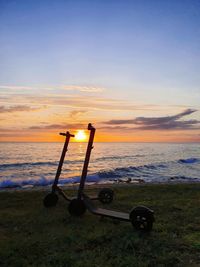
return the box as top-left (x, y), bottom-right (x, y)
top-left (43, 131), bottom-right (114, 208)
top-left (68, 123), bottom-right (155, 231)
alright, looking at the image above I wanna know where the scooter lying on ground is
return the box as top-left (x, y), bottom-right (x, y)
top-left (43, 131), bottom-right (114, 208)
top-left (44, 124), bottom-right (155, 231)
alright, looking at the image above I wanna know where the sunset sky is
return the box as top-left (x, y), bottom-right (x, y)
top-left (0, 0), bottom-right (200, 142)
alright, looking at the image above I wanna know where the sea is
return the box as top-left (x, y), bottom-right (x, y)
top-left (0, 142), bottom-right (200, 189)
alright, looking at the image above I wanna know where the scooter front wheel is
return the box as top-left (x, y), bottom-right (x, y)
top-left (43, 193), bottom-right (58, 207)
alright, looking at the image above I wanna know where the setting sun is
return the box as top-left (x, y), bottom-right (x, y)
top-left (75, 130), bottom-right (87, 142)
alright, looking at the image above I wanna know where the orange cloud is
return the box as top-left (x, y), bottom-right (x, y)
top-left (0, 105), bottom-right (42, 113)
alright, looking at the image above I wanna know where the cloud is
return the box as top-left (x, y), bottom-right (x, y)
top-left (1, 86), bottom-right (168, 113)
top-left (99, 126), bottom-right (131, 131)
top-left (29, 123), bottom-right (85, 130)
top-left (0, 105), bottom-right (41, 113)
top-left (0, 84), bottom-right (105, 93)
top-left (6, 94), bottom-right (159, 112)
top-left (61, 85), bottom-right (104, 93)
top-left (0, 133), bottom-right (26, 138)
top-left (102, 109), bottom-right (200, 131)
top-left (134, 120), bottom-right (199, 130)
top-left (0, 85), bottom-right (35, 90)
top-left (69, 110), bottom-right (88, 119)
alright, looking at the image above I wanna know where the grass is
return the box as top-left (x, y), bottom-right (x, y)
top-left (0, 183), bottom-right (200, 267)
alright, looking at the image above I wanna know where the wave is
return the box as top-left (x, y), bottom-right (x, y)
top-left (1, 157), bottom-right (199, 170)
top-left (0, 174), bottom-right (101, 189)
top-left (98, 162), bottom-right (167, 179)
top-left (0, 176), bottom-right (54, 188)
top-left (178, 158), bottom-right (200, 164)
top-left (96, 154), bottom-right (144, 161)
top-left (1, 157), bottom-right (200, 189)
top-left (0, 161), bottom-right (58, 169)
top-left (0, 159), bottom-right (83, 170)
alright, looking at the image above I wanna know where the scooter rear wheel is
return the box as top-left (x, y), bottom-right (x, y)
top-left (43, 193), bottom-right (58, 207)
top-left (130, 206), bottom-right (154, 232)
top-left (68, 198), bottom-right (86, 216)
top-left (98, 188), bottom-right (114, 204)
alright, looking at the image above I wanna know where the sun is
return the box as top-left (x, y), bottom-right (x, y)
top-left (75, 130), bottom-right (87, 142)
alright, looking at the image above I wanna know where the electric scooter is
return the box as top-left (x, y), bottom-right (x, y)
top-left (68, 124), bottom-right (155, 231)
top-left (43, 131), bottom-right (114, 208)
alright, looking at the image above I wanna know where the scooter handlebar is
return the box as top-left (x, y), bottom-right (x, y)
top-left (88, 123), bottom-right (95, 131)
top-left (59, 131), bottom-right (75, 137)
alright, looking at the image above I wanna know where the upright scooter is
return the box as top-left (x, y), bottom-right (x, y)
top-left (68, 124), bottom-right (155, 231)
top-left (43, 130), bottom-right (114, 208)
top-left (43, 131), bottom-right (74, 207)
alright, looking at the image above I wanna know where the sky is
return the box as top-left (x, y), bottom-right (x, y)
top-left (0, 0), bottom-right (200, 142)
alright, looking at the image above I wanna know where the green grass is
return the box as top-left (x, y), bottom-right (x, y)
top-left (0, 184), bottom-right (200, 267)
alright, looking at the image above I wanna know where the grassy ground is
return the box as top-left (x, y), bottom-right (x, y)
top-left (0, 183), bottom-right (200, 267)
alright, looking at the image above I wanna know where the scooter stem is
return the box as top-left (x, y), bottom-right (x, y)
top-left (78, 123), bottom-right (95, 198)
top-left (52, 131), bottom-right (74, 192)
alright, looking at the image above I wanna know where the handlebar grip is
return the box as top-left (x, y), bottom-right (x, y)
top-left (88, 123), bottom-right (95, 130)
top-left (59, 132), bottom-right (75, 137)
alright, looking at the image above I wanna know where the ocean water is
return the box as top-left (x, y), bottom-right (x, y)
top-left (0, 142), bottom-right (200, 189)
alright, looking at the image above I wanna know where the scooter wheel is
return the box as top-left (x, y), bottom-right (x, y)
top-left (43, 193), bottom-right (58, 207)
top-left (130, 206), bottom-right (154, 232)
top-left (98, 188), bottom-right (114, 204)
top-left (68, 198), bottom-right (86, 216)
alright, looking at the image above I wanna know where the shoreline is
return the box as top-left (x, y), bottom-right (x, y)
top-left (1, 179), bottom-right (200, 192)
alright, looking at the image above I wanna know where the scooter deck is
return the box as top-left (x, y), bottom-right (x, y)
top-left (83, 195), bottom-right (130, 222)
